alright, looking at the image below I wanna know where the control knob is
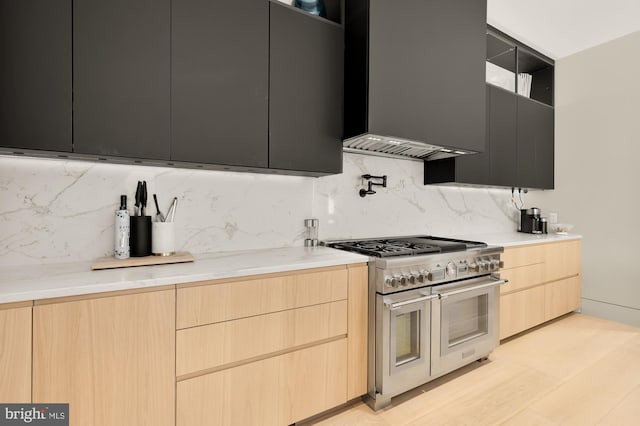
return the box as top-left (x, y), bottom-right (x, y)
top-left (490, 259), bottom-right (502, 271)
top-left (446, 262), bottom-right (457, 277)
top-left (385, 276), bottom-right (401, 288)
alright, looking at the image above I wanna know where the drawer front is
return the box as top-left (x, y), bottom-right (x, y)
top-left (500, 263), bottom-right (545, 294)
top-left (544, 240), bottom-right (581, 282)
top-left (176, 300), bottom-right (347, 376)
top-left (502, 244), bottom-right (545, 269)
top-left (177, 338), bottom-right (347, 426)
top-left (0, 306), bottom-right (32, 402)
top-left (499, 285), bottom-right (546, 340)
top-left (177, 267), bottom-right (348, 329)
top-left (544, 276), bottom-right (581, 321)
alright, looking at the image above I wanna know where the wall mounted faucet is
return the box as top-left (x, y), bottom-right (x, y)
top-left (360, 174), bottom-right (387, 197)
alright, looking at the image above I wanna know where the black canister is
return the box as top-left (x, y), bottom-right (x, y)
top-left (540, 218), bottom-right (548, 234)
top-left (130, 215), bottom-right (152, 257)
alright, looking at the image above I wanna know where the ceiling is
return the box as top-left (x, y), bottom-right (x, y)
top-left (487, 0), bottom-right (640, 59)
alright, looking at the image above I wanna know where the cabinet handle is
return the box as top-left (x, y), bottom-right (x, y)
top-left (385, 294), bottom-right (438, 311)
top-left (437, 278), bottom-right (508, 299)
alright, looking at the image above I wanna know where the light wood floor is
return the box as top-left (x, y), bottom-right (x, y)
top-left (309, 313), bottom-right (640, 426)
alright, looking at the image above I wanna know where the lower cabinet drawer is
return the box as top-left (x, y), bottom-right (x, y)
top-left (176, 267), bottom-right (348, 329)
top-left (544, 276), bottom-right (581, 321)
top-left (176, 300), bottom-right (347, 376)
top-left (500, 285), bottom-right (546, 340)
top-left (177, 338), bottom-right (348, 426)
top-left (500, 263), bottom-right (545, 294)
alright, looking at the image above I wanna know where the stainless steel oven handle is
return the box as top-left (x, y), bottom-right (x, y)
top-left (385, 294), bottom-right (439, 311)
top-left (437, 277), bottom-right (508, 299)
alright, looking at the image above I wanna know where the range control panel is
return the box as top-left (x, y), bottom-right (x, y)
top-left (375, 251), bottom-right (504, 294)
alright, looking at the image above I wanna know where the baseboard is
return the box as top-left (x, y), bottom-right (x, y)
top-left (581, 298), bottom-right (640, 327)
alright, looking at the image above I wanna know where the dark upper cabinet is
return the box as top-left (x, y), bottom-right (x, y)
top-left (489, 86), bottom-right (518, 186)
top-left (73, 0), bottom-right (171, 159)
top-left (426, 25), bottom-right (555, 190)
top-left (171, 0), bottom-right (268, 168)
top-left (346, 0), bottom-right (487, 153)
top-left (517, 97), bottom-right (554, 189)
top-left (425, 85), bottom-right (552, 189)
top-left (427, 86), bottom-right (491, 185)
top-left (269, 3), bottom-right (343, 174)
top-left (0, 0), bottom-right (72, 152)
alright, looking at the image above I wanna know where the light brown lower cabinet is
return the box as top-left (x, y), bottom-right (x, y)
top-left (499, 240), bottom-right (582, 340)
top-left (500, 285), bottom-right (546, 339)
top-left (32, 289), bottom-right (175, 426)
top-left (175, 263), bottom-right (368, 425)
top-left (6, 262), bottom-right (367, 426)
top-left (544, 276), bottom-right (581, 321)
top-left (0, 303), bottom-right (32, 402)
top-left (177, 339), bottom-right (347, 426)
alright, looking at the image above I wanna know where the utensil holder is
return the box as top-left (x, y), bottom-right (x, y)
top-left (130, 216), bottom-right (152, 257)
top-left (152, 222), bottom-right (176, 256)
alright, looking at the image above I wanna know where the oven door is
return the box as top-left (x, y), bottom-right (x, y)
top-left (431, 275), bottom-right (506, 377)
top-left (376, 288), bottom-right (437, 399)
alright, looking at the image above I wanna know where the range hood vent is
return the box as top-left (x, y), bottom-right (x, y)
top-left (343, 134), bottom-right (472, 161)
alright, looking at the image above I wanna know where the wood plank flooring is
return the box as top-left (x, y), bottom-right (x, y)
top-left (308, 313), bottom-right (640, 426)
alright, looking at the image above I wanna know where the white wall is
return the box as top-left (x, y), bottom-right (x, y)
top-left (0, 153), bottom-right (517, 267)
top-left (528, 31), bottom-right (640, 326)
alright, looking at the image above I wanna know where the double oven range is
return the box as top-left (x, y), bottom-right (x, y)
top-left (325, 236), bottom-right (506, 410)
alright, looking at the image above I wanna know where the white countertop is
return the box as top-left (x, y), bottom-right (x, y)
top-left (449, 232), bottom-right (582, 248)
top-left (0, 247), bottom-right (369, 304)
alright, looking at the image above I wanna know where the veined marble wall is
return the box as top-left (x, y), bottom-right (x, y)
top-left (0, 153), bottom-right (517, 267)
top-left (315, 153), bottom-right (518, 240)
top-left (0, 156), bottom-right (313, 266)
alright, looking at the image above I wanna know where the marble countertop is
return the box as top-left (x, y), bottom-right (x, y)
top-left (0, 247), bottom-right (369, 304)
top-left (449, 232), bottom-right (582, 248)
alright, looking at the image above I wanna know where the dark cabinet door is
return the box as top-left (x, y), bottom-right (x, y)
top-left (454, 85), bottom-right (491, 184)
top-left (171, 0), bottom-right (268, 168)
top-left (367, 0), bottom-right (487, 153)
top-left (0, 0), bottom-right (71, 151)
top-left (73, 0), bottom-right (171, 159)
top-left (517, 97), bottom-right (554, 189)
top-left (269, 4), bottom-right (343, 174)
top-left (489, 86), bottom-right (518, 186)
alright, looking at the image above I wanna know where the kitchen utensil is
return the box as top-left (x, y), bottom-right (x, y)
top-left (166, 197), bottom-right (178, 222)
top-left (153, 194), bottom-right (165, 222)
top-left (152, 222), bottom-right (175, 256)
top-left (134, 181), bottom-right (142, 216)
top-left (141, 181), bottom-right (148, 216)
top-left (129, 215), bottom-right (152, 256)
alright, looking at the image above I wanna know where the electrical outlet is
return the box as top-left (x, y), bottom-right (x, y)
top-left (549, 212), bottom-right (558, 224)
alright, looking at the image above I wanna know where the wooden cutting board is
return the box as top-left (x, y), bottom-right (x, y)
top-left (91, 251), bottom-right (194, 270)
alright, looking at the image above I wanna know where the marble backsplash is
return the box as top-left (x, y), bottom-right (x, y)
top-left (315, 153), bottom-right (518, 239)
top-left (0, 153), bottom-right (517, 267)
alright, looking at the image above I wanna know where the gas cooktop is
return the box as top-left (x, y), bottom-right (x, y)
top-left (324, 235), bottom-right (487, 258)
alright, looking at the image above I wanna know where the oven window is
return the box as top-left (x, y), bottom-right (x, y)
top-left (447, 294), bottom-right (488, 348)
top-left (395, 311), bottom-right (420, 366)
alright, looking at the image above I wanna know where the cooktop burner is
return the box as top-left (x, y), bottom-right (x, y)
top-left (325, 235), bottom-right (487, 257)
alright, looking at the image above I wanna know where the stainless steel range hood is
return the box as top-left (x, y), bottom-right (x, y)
top-left (343, 134), bottom-right (473, 161)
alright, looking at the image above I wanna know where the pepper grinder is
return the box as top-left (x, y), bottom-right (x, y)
top-left (304, 219), bottom-right (319, 247)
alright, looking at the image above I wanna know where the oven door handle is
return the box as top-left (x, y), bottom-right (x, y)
top-left (437, 277), bottom-right (508, 299)
top-left (385, 294), bottom-right (439, 311)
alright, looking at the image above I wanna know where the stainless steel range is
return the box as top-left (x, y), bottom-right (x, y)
top-left (325, 236), bottom-right (506, 410)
